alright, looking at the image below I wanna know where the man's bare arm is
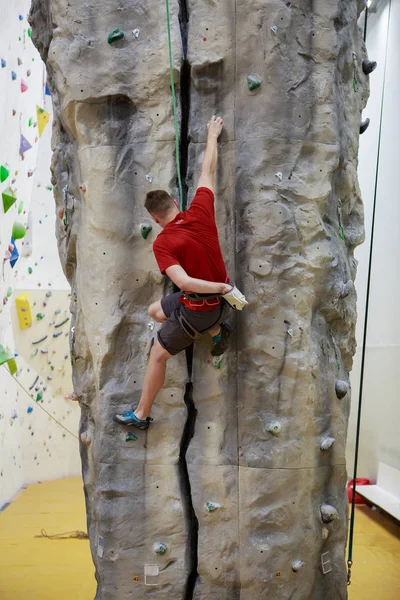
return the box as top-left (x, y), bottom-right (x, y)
top-left (166, 265), bottom-right (231, 295)
top-left (197, 115), bottom-right (224, 192)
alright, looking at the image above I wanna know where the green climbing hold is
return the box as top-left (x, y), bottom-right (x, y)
top-left (28, 117), bottom-right (33, 127)
top-left (7, 358), bottom-right (18, 375)
top-left (140, 222), bottom-right (153, 240)
top-left (338, 226), bottom-right (345, 240)
top-left (18, 201), bottom-right (23, 214)
top-left (0, 165), bottom-right (9, 183)
top-left (154, 542), bottom-right (168, 556)
top-left (12, 222), bottom-right (26, 240)
top-left (0, 344), bottom-right (14, 367)
top-left (7, 287), bottom-right (12, 298)
top-left (247, 74), bottom-right (261, 92)
top-left (108, 29), bottom-right (124, 44)
top-left (125, 432), bottom-right (138, 442)
top-left (28, 267), bottom-right (33, 274)
top-left (353, 78), bottom-right (358, 93)
top-left (36, 392), bottom-right (43, 402)
top-left (2, 187), bottom-right (17, 213)
top-left (28, 28), bottom-right (32, 37)
top-left (36, 313), bottom-right (45, 320)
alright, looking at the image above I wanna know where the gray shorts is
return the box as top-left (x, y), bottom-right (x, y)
top-left (158, 292), bottom-right (229, 356)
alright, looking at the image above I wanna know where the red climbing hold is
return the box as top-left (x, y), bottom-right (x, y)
top-left (21, 79), bottom-right (28, 93)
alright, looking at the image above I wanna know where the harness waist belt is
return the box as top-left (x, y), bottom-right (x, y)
top-left (183, 292), bottom-right (222, 301)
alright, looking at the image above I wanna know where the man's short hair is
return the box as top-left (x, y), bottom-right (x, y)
top-left (145, 190), bottom-right (175, 217)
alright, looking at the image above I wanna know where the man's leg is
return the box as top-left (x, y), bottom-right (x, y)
top-left (134, 340), bottom-right (171, 419)
top-left (148, 300), bottom-right (168, 323)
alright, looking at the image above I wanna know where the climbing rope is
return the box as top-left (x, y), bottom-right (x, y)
top-left (35, 528), bottom-right (88, 540)
top-left (165, 0), bottom-right (184, 210)
top-left (1, 364), bottom-right (79, 441)
top-left (347, 0), bottom-right (392, 585)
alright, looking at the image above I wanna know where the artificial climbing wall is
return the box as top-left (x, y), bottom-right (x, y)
top-left (29, 0), bottom-right (368, 598)
top-left (0, 0), bottom-right (80, 509)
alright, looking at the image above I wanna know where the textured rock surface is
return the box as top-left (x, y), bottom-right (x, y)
top-left (29, 0), bottom-right (368, 598)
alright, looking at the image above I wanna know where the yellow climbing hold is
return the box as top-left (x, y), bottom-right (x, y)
top-left (36, 105), bottom-right (50, 137)
top-left (15, 293), bottom-right (32, 330)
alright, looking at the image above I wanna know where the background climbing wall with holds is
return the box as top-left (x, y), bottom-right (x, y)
top-left (29, 0), bottom-right (367, 598)
top-left (0, 0), bottom-right (80, 509)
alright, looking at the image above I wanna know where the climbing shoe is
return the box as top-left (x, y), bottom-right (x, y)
top-left (113, 410), bottom-right (153, 430)
top-left (211, 322), bottom-right (233, 357)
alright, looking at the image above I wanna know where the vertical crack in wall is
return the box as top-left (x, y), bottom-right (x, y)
top-left (177, 3), bottom-right (198, 599)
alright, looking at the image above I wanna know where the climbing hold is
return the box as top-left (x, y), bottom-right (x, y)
top-left (37, 105), bottom-right (50, 137)
top-left (0, 165), bottom-right (9, 182)
top-left (322, 527), bottom-right (329, 541)
top-left (10, 242), bottom-right (19, 269)
top-left (206, 502), bottom-right (220, 513)
top-left (320, 504), bottom-right (339, 524)
top-left (340, 280), bottom-right (354, 298)
top-left (55, 317), bottom-right (70, 328)
top-left (268, 422), bottom-right (281, 436)
top-left (20, 134), bottom-right (32, 155)
top-left (11, 71), bottom-right (17, 81)
top-left (53, 332), bottom-right (63, 338)
top-left (154, 542), bottom-right (168, 556)
top-left (36, 313), bottom-right (45, 320)
top-left (28, 267), bottom-right (33, 274)
top-left (18, 57), bottom-right (23, 66)
top-left (335, 379), bottom-right (349, 400)
top-left (362, 59), bottom-right (377, 75)
top-left (287, 328), bottom-right (293, 337)
top-left (320, 436), bottom-right (336, 451)
top-left (133, 29), bottom-right (140, 38)
top-left (125, 432), bottom-right (138, 442)
top-left (271, 25), bottom-right (278, 34)
top-left (80, 431), bottom-right (92, 446)
top-left (146, 172), bottom-right (154, 183)
top-left (2, 187), bottom-right (17, 213)
top-left (212, 355), bottom-right (223, 369)
top-left (32, 335), bottom-right (48, 345)
top-left (27, 69), bottom-right (31, 77)
top-left (247, 74), bottom-right (261, 92)
top-left (6, 288), bottom-right (12, 298)
top-left (140, 222), bottom-right (153, 240)
top-left (275, 172), bottom-right (283, 181)
top-left (1, 58), bottom-right (6, 68)
top-left (292, 560), bottom-right (305, 573)
top-left (45, 82), bottom-right (51, 96)
top-left (27, 407), bottom-right (33, 414)
top-left (148, 321), bottom-right (155, 332)
top-left (19, 15), bottom-right (24, 20)
top-left (108, 29), bottom-right (125, 44)
top-left (20, 79), bottom-right (28, 93)
top-left (12, 222), bottom-right (26, 240)
top-left (360, 118), bottom-right (370, 134)
top-left (16, 293), bottom-right (32, 330)
top-left (46, 291), bottom-right (52, 298)
top-left (0, 345), bottom-right (17, 375)
top-left (27, 28), bottom-right (32, 37)
top-left (35, 392), bottom-right (43, 403)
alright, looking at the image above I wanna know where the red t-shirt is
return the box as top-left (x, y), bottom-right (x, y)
top-left (153, 187), bottom-right (228, 312)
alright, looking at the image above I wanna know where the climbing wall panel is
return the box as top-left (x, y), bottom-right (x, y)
top-left (29, 0), bottom-right (368, 598)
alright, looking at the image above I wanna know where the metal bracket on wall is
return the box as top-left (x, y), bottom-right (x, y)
top-left (144, 564), bottom-right (160, 586)
top-left (321, 552), bottom-right (332, 575)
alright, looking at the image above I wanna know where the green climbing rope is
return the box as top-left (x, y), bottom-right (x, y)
top-left (165, 0), bottom-right (184, 211)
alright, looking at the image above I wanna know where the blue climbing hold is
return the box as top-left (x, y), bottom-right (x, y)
top-left (45, 82), bottom-right (51, 96)
top-left (19, 15), bottom-right (24, 21)
top-left (1, 59), bottom-right (6, 68)
top-left (11, 71), bottom-right (17, 81)
top-left (27, 407), bottom-right (33, 414)
top-left (10, 238), bottom-right (19, 269)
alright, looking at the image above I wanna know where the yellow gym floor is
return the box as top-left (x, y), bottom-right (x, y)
top-left (0, 477), bottom-right (399, 599)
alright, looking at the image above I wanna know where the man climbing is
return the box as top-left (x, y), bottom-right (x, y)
top-left (114, 116), bottom-right (247, 430)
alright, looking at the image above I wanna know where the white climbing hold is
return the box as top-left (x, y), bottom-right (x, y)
top-left (268, 422), bottom-right (281, 436)
top-left (320, 436), bottom-right (335, 451)
top-left (206, 501), bottom-right (220, 513)
top-left (148, 321), bottom-right (155, 332)
top-left (292, 560), bottom-right (304, 572)
top-left (287, 328), bottom-right (293, 337)
top-left (320, 504), bottom-right (339, 523)
top-left (154, 542), bottom-right (167, 556)
top-left (146, 173), bottom-right (153, 183)
top-left (340, 280), bottom-right (354, 298)
top-left (275, 172), bottom-right (283, 181)
top-left (133, 29), bottom-right (140, 38)
top-left (335, 379), bottom-right (349, 400)
top-left (271, 25), bottom-right (278, 34)
top-left (322, 527), bottom-right (329, 540)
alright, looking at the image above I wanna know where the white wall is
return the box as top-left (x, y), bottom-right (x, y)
top-left (348, 0), bottom-right (400, 481)
top-left (0, 1), bottom-right (80, 509)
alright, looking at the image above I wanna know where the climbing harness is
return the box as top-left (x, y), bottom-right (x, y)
top-left (165, 0), bottom-right (183, 210)
top-left (347, 0), bottom-right (391, 586)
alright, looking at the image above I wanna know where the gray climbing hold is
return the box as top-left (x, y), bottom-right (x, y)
top-left (362, 59), bottom-right (377, 75)
top-left (146, 172), bottom-right (153, 183)
top-left (132, 29), bottom-right (140, 38)
top-left (206, 502), bottom-right (220, 513)
top-left (320, 436), bottom-right (336, 451)
top-left (335, 380), bottom-right (349, 400)
top-left (140, 222), bottom-right (153, 240)
top-left (154, 542), bottom-right (168, 556)
top-left (275, 172), bottom-right (283, 181)
top-left (292, 560), bottom-right (305, 572)
top-left (268, 422), bottom-right (281, 436)
top-left (340, 280), bottom-right (354, 298)
top-left (271, 25), bottom-right (278, 34)
top-left (320, 504), bottom-right (339, 524)
top-left (360, 118), bottom-right (370, 134)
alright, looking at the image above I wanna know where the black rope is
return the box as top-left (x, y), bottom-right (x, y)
top-left (347, 0), bottom-right (392, 585)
